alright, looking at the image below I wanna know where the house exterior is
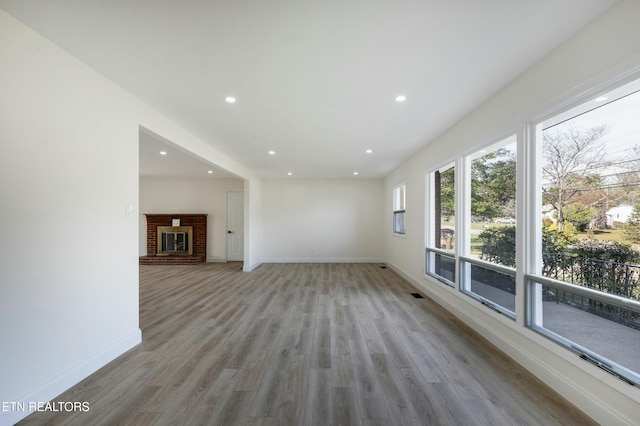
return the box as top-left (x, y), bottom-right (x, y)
top-left (541, 203), bottom-right (556, 223)
top-left (606, 204), bottom-right (634, 227)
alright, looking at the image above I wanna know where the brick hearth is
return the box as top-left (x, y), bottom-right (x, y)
top-left (140, 214), bottom-right (207, 265)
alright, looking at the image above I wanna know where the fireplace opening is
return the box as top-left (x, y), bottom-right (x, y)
top-left (162, 232), bottom-right (188, 253)
top-left (157, 226), bottom-right (193, 256)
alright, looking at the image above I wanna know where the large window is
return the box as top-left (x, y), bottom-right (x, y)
top-left (528, 79), bottom-right (640, 386)
top-left (422, 76), bottom-right (640, 387)
top-left (426, 165), bottom-right (455, 286)
top-left (393, 183), bottom-right (406, 234)
top-left (461, 137), bottom-right (517, 317)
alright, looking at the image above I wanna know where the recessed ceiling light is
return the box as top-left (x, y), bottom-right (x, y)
top-left (395, 95), bottom-right (406, 102)
top-left (208, 170), bottom-right (213, 174)
top-left (268, 150), bottom-right (276, 155)
top-left (159, 151), bottom-right (167, 155)
top-left (353, 171), bottom-right (359, 176)
top-left (366, 149), bottom-right (373, 154)
top-left (594, 96), bottom-right (608, 102)
top-left (287, 172), bottom-right (293, 176)
top-left (225, 96), bottom-right (236, 103)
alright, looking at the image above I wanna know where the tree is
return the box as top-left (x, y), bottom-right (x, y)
top-left (439, 167), bottom-right (455, 221)
top-left (624, 204), bottom-right (640, 243)
top-left (541, 225), bottom-right (578, 278)
top-left (563, 202), bottom-right (595, 232)
top-left (435, 167), bottom-right (455, 251)
top-left (615, 143), bottom-right (640, 206)
top-left (471, 148), bottom-right (516, 219)
top-left (542, 123), bottom-right (609, 231)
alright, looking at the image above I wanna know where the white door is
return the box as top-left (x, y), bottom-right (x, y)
top-left (227, 191), bottom-right (244, 261)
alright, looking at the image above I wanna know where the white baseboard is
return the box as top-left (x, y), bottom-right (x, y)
top-left (383, 259), bottom-right (640, 426)
top-left (243, 261), bottom-right (262, 272)
top-left (244, 258), bottom-right (384, 271)
top-left (262, 257), bottom-right (385, 263)
top-left (206, 257), bottom-right (227, 263)
top-left (2, 329), bottom-right (141, 426)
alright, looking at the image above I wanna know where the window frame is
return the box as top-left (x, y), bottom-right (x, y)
top-left (424, 72), bottom-right (640, 387)
top-left (425, 163), bottom-right (457, 287)
top-left (393, 183), bottom-right (406, 235)
top-left (419, 66), bottom-right (640, 390)
top-left (459, 135), bottom-right (518, 319)
top-left (523, 77), bottom-right (640, 387)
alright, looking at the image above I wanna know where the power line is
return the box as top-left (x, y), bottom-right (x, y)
top-left (542, 182), bottom-right (640, 192)
top-left (567, 159), bottom-right (640, 174)
top-left (599, 169), bottom-right (640, 178)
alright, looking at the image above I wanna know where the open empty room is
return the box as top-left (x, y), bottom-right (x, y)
top-left (2, 1), bottom-right (640, 425)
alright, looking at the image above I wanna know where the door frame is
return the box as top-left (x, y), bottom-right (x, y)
top-left (226, 191), bottom-right (244, 262)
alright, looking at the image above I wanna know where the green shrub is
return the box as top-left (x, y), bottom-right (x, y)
top-left (478, 226), bottom-right (516, 267)
top-left (572, 239), bottom-right (638, 264)
top-left (548, 220), bottom-right (576, 237)
top-left (569, 239), bottom-right (640, 298)
top-left (542, 226), bottom-right (577, 255)
top-left (563, 203), bottom-right (595, 232)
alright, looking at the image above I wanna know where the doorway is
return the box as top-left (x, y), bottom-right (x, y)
top-left (227, 191), bottom-right (244, 261)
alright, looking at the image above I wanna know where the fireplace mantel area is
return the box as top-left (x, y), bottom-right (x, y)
top-left (140, 214), bottom-right (207, 265)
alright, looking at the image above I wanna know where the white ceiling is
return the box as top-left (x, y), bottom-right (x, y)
top-left (1, 0), bottom-right (619, 178)
top-left (139, 129), bottom-right (236, 179)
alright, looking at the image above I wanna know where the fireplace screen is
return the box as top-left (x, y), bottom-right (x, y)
top-left (162, 232), bottom-right (188, 253)
top-left (156, 226), bottom-right (193, 255)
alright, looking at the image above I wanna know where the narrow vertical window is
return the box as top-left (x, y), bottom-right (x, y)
top-left (426, 164), bottom-right (456, 286)
top-left (435, 166), bottom-right (455, 252)
top-left (393, 183), bottom-right (406, 234)
top-left (460, 136), bottom-right (517, 318)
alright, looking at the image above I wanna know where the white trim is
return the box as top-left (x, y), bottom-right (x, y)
top-left (424, 171), bottom-right (434, 250)
top-left (243, 261), bottom-right (262, 272)
top-left (261, 257), bottom-right (385, 264)
top-left (2, 330), bottom-right (141, 426)
top-left (459, 129), bottom-right (520, 160)
top-left (455, 155), bottom-right (467, 293)
top-left (526, 55), bottom-right (640, 126)
top-left (392, 181), bottom-right (406, 210)
top-left (392, 182), bottom-right (407, 235)
top-left (206, 256), bottom-right (228, 263)
top-left (384, 259), bottom-right (640, 426)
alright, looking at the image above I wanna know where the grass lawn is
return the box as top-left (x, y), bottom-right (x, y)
top-left (440, 222), bottom-right (640, 253)
top-left (441, 220), bottom-right (510, 256)
top-left (577, 228), bottom-right (640, 250)
top-left (577, 228), bottom-right (626, 242)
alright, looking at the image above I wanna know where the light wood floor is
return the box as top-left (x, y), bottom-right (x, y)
top-left (20, 263), bottom-right (596, 425)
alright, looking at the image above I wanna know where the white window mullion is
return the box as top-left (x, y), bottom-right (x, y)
top-left (518, 122), bottom-right (542, 327)
top-left (424, 172), bottom-right (434, 274)
top-left (456, 155), bottom-right (470, 292)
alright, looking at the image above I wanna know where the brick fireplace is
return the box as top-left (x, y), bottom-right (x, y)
top-left (140, 214), bottom-right (207, 265)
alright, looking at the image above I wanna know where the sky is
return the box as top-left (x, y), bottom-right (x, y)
top-left (545, 83), bottom-right (640, 187)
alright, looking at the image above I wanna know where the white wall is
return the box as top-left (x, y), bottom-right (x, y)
top-left (263, 179), bottom-right (383, 262)
top-left (139, 177), bottom-right (244, 261)
top-left (245, 178), bottom-right (264, 271)
top-left (136, 133), bottom-right (263, 271)
top-left (384, 1), bottom-right (640, 424)
top-left (0, 10), bottom-right (141, 425)
top-left (0, 10), bottom-right (263, 425)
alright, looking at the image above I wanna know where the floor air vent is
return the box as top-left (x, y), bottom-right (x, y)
top-left (410, 292), bottom-right (424, 299)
